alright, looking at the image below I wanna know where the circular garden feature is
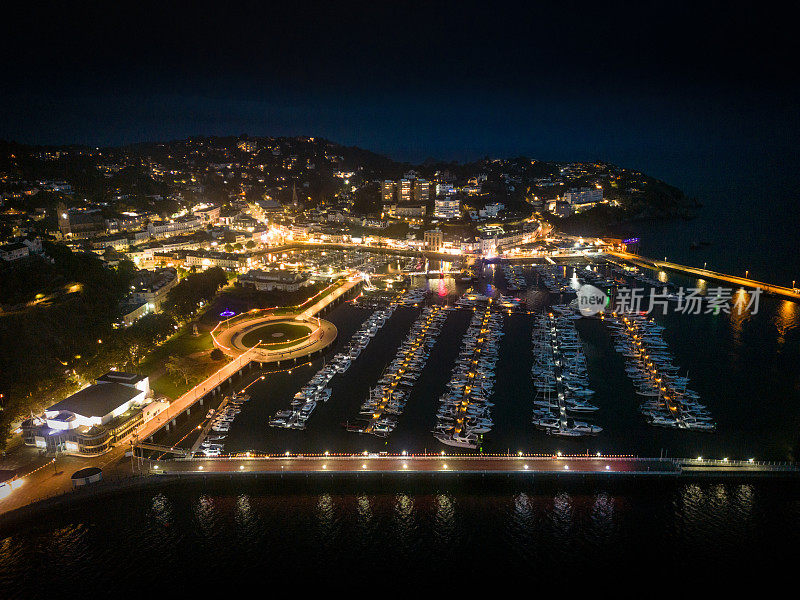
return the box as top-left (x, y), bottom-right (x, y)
top-left (239, 320), bottom-right (314, 350)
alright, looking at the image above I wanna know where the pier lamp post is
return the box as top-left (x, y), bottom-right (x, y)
top-left (745, 270), bottom-right (749, 279)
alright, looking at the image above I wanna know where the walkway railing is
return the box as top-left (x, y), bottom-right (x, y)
top-left (135, 345), bottom-right (259, 441)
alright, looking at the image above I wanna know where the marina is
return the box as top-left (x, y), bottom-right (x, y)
top-left (531, 306), bottom-right (602, 437)
top-left (268, 305), bottom-right (396, 431)
top-left (3, 256), bottom-right (799, 587)
top-left (604, 311), bottom-right (714, 431)
top-left (349, 304), bottom-right (448, 437)
top-left (131, 256), bottom-right (798, 462)
top-left (4, 10), bottom-right (799, 588)
top-left (196, 392), bottom-right (251, 456)
top-left (433, 302), bottom-right (502, 448)
top-left (501, 263), bottom-right (528, 291)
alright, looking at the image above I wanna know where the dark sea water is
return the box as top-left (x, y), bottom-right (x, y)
top-left (2, 478), bottom-right (800, 595)
top-left (612, 183), bottom-right (799, 287)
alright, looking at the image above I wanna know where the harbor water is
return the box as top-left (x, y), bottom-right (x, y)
top-left (1, 478), bottom-right (799, 594)
top-left (220, 266), bottom-right (799, 461)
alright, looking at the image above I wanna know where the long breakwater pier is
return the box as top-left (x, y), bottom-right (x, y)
top-left (605, 250), bottom-right (800, 301)
top-left (145, 454), bottom-right (800, 480)
top-left (4, 455), bottom-right (797, 528)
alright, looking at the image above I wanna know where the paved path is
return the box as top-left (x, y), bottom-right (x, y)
top-left (0, 441), bottom-right (132, 515)
top-left (4, 454), bottom-right (798, 516)
top-left (134, 347), bottom-right (258, 443)
top-left (299, 277), bottom-right (361, 319)
top-left (211, 276), bottom-right (360, 362)
top-left (148, 455), bottom-right (800, 477)
top-left (156, 455), bottom-right (681, 475)
top-left (213, 315), bottom-right (336, 362)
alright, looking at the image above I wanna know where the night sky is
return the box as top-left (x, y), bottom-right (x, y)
top-left (1, 1), bottom-right (797, 193)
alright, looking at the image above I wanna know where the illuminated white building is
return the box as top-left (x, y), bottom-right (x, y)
top-left (563, 187), bottom-right (603, 211)
top-left (434, 196), bottom-right (461, 219)
top-left (22, 372), bottom-right (150, 455)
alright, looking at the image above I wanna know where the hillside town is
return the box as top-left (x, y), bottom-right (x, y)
top-left (1, 134), bottom-right (690, 268)
top-left (0, 135), bottom-right (696, 456)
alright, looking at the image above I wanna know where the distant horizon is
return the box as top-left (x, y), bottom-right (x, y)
top-left (2, 2), bottom-right (797, 201)
top-left (2, 132), bottom-right (629, 167)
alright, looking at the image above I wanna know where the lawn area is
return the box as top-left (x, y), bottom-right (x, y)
top-left (138, 330), bottom-right (215, 373)
top-left (149, 360), bottom-right (222, 400)
top-left (149, 373), bottom-right (188, 400)
top-left (239, 321), bottom-right (313, 349)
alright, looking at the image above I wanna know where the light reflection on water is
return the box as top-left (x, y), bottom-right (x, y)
top-left (410, 275), bottom-right (459, 297)
top-left (150, 492), bottom-right (173, 527)
top-left (728, 290), bottom-right (749, 349)
top-left (433, 493), bottom-right (456, 547)
top-left (316, 493), bottom-right (337, 549)
top-left (356, 494), bottom-right (372, 525)
top-left (393, 493), bottom-right (417, 555)
top-left (317, 492), bottom-right (334, 524)
top-left (194, 494), bottom-right (218, 540)
top-left (551, 491), bottom-right (574, 539)
top-left (775, 300), bottom-right (799, 347)
top-left (1, 481), bottom-right (800, 589)
top-left (235, 494), bottom-right (257, 539)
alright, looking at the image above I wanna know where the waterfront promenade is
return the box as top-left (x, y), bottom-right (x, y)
top-left (606, 250), bottom-right (800, 301)
top-left (299, 276), bottom-right (361, 319)
top-left (136, 346), bottom-right (259, 443)
top-left (3, 453), bottom-right (797, 519)
top-left (211, 275), bottom-right (360, 360)
top-left (152, 455), bottom-right (798, 477)
top-left (213, 315), bottom-right (336, 360)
